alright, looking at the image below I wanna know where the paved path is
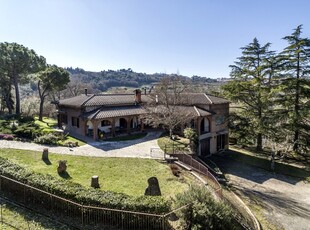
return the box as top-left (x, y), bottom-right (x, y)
top-left (0, 132), bottom-right (164, 159)
top-left (213, 157), bottom-right (310, 230)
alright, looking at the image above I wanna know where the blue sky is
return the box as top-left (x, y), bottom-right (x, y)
top-left (1, 0), bottom-right (309, 78)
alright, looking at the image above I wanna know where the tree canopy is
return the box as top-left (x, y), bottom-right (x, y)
top-left (37, 65), bottom-right (70, 121)
top-left (222, 25), bottom-right (310, 157)
top-left (0, 42), bottom-right (46, 115)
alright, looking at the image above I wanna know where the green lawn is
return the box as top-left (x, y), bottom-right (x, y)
top-left (0, 199), bottom-right (69, 230)
top-left (157, 133), bottom-right (190, 154)
top-left (34, 116), bottom-right (58, 131)
top-left (34, 117), bottom-right (86, 146)
top-left (0, 149), bottom-right (191, 198)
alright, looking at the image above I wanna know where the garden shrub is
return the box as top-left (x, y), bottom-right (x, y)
top-left (170, 164), bottom-right (181, 177)
top-left (0, 157), bottom-right (170, 214)
top-left (0, 120), bottom-right (12, 134)
top-left (175, 185), bottom-right (240, 230)
top-left (34, 133), bottom-right (60, 145)
top-left (3, 134), bottom-right (14, 140)
top-left (18, 115), bottom-right (35, 123)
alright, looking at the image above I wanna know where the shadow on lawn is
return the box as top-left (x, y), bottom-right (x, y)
top-left (42, 158), bottom-right (52, 165)
top-left (58, 171), bottom-right (72, 180)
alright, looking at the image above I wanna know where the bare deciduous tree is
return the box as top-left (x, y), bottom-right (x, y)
top-left (142, 76), bottom-right (195, 138)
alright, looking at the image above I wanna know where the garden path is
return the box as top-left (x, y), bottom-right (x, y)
top-left (0, 131), bottom-right (164, 159)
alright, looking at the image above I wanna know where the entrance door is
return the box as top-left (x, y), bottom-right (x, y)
top-left (216, 134), bottom-right (226, 151)
top-left (200, 138), bottom-right (210, 156)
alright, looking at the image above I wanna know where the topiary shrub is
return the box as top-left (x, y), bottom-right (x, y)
top-left (34, 133), bottom-right (60, 145)
top-left (175, 185), bottom-right (240, 230)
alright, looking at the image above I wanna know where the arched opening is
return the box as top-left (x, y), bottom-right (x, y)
top-left (101, 120), bottom-right (111, 127)
top-left (119, 118), bottom-right (127, 129)
top-left (86, 120), bottom-right (93, 137)
top-left (190, 119), bottom-right (196, 129)
top-left (200, 117), bottom-right (210, 133)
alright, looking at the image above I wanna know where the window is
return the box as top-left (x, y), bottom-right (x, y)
top-left (101, 120), bottom-right (111, 126)
top-left (216, 115), bottom-right (225, 125)
top-left (72, 117), bottom-right (79, 128)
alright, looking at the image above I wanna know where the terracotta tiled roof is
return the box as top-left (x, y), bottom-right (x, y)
top-left (58, 94), bottom-right (93, 108)
top-left (153, 105), bottom-right (212, 117)
top-left (194, 106), bottom-right (213, 116)
top-left (59, 92), bottom-right (228, 108)
top-left (82, 105), bottom-right (147, 119)
top-left (83, 94), bottom-right (132, 106)
top-left (149, 93), bottom-right (229, 105)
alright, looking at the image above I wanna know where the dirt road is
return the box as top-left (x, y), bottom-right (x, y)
top-left (212, 157), bottom-right (310, 230)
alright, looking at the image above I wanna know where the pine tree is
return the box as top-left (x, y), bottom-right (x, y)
top-left (222, 38), bottom-right (275, 151)
top-left (277, 25), bottom-right (310, 154)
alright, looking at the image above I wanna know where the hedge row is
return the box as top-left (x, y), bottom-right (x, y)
top-left (0, 157), bottom-right (170, 214)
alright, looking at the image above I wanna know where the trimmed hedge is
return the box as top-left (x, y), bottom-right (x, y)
top-left (0, 157), bottom-right (170, 214)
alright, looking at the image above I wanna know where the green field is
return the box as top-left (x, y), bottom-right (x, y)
top-left (0, 199), bottom-right (69, 230)
top-left (0, 149), bottom-right (192, 198)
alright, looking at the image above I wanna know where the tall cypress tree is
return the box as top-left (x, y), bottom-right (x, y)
top-left (222, 38), bottom-right (275, 151)
top-left (278, 25), bottom-right (310, 154)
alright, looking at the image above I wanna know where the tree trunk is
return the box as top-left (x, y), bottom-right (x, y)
top-left (293, 53), bottom-right (300, 152)
top-left (3, 92), bottom-right (13, 114)
top-left (13, 76), bottom-right (20, 115)
top-left (256, 133), bottom-right (263, 151)
top-left (39, 96), bottom-right (45, 121)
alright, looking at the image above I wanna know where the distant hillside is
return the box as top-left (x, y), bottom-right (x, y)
top-left (65, 67), bottom-right (217, 92)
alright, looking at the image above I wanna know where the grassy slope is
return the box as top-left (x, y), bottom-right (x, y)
top-left (34, 117), bottom-right (86, 146)
top-left (157, 133), bottom-right (190, 154)
top-left (0, 199), bottom-right (70, 230)
top-left (0, 149), bottom-right (190, 198)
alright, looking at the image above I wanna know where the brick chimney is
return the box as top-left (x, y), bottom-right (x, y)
top-left (134, 89), bottom-right (142, 103)
top-left (84, 88), bottom-right (88, 96)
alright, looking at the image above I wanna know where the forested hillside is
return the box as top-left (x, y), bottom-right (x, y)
top-left (65, 67), bottom-right (217, 92)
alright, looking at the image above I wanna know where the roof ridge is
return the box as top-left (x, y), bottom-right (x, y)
top-left (193, 106), bottom-right (201, 117)
top-left (94, 93), bottom-right (134, 96)
top-left (81, 94), bottom-right (95, 106)
top-left (204, 94), bottom-right (213, 104)
top-left (91, 106), bottom-right (104, 119)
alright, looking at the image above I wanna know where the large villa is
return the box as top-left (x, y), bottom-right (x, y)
top-left (57, 89), bottom-right (229, 156)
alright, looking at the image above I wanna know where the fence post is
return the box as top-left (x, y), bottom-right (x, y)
top-left (0, 202), bottom-right (2, 223)
top-left (162, 215), bottom-right (165, 230)
top-left (81, 205), bottom-right (84, 226)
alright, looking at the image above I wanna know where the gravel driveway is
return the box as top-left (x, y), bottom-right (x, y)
top-left (213, 157), bottom-right (310, 230)
top-left (0, 131), bottom-right (164, 159)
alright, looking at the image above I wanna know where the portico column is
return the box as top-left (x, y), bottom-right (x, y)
top-left (111, 118), bottom-right (116, 137)
top-left (197, 117), bottom-right (202, 136)
top-left (126, 117), bottom-right (131, 134)
top-left (92, 120), bottom-right (99, 140)
top-left (140, 119), bottom-right (144, 132)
